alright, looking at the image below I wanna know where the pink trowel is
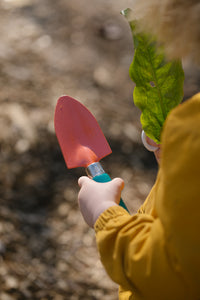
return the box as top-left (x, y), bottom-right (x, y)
top-left (54, 95), bottom-right (128, 212)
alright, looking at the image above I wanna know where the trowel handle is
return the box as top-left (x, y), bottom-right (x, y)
top-left (93, 173), bottom-right (129, 213)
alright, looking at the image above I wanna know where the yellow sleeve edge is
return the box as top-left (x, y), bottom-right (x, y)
top-left (94, 206), bottom-right (130, 233)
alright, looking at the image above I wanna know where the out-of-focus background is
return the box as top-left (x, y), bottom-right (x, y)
top-left (0, 0), bottom-right (199, 299)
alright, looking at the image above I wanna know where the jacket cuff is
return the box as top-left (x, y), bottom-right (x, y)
top-left (94, 206), bottom-right (129, 233)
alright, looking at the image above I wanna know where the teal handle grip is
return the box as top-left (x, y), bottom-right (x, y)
top-left (93, 173), bottom-right (129, 213)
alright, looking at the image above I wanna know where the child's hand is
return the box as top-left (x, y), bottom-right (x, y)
top-left (145, 136), bottom-right (161, 164)
top-left (78, 177), bottom-right (124, 227)
top-left (141, 131), bottom-right (161, 164)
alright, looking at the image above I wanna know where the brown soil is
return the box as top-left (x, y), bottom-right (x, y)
top-left (0, 0), bottom-right (199, 299)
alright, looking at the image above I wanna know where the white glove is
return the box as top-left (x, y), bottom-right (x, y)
top-left (78, 176), bottom-right (124, 227)
top-left (141, 130), bottom-right (161, 163)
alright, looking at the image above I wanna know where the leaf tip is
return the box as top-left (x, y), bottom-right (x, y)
top-left (120, 8), bottom-right (134, 22)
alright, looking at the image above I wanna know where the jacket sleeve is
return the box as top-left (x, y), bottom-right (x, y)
top-left (95, 93), bottom-right (200, 299)
top-left (94, 205), bottom-right (187, 299)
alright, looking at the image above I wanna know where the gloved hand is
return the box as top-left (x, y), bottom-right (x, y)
top-left (78, 176), bottom-right (124, 227)
top-left (141, 131), bottom-right (161, 163)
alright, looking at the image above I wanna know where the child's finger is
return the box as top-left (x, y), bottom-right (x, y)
top-left (141, 130), bottom-right (159, 152)
top-left (112, 178), bottom-right (125, 191)
top-left (78, 176), bottom-right (90, 187)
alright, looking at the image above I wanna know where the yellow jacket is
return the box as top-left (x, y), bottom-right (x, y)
top-left (94, 93), bottom-right (200, 300)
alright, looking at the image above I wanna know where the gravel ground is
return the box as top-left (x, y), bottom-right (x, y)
top-left (0, 0), bottom-right (199, 299)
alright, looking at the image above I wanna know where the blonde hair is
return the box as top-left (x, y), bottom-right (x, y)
top-left (130, 0), bottom-right (200, 63)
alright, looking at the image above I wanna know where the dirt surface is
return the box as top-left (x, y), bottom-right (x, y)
top-left (0, 0), bottom-right (199, 299)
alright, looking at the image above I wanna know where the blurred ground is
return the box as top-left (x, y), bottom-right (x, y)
top-left (0, 0), bottom-right (199, 299)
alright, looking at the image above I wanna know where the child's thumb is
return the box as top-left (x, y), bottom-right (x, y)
top-left (78, 176), bottom-right (90, 187)
top-left (111, 178), bottom-right (125, 191)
